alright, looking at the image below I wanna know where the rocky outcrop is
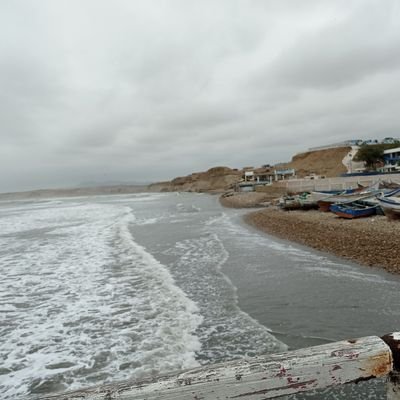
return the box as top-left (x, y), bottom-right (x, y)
top-left (147, 166), bottom-right (242, 193)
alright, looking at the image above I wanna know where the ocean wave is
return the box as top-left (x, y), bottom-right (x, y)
top-left (0, 203), bottom-right (202, 399)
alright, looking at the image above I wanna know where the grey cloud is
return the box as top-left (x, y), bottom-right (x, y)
top-left (161, 104), bottom-right (243, 131)
top-left (268, 2), bottom-right (400, 88)
top-left (1, 0), bottom-right (400, 192)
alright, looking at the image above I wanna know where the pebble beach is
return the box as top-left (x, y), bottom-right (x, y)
top-left (245, 209), bottom-right (400, 273)
top-left (220, 192), bottom-right (400, 274)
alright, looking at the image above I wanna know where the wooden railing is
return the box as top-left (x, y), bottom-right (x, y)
top-left (44, 332), bottom-right (400, 400)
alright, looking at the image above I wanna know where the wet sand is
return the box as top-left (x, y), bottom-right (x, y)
top-left (243, 208), bottom-right (400, 274)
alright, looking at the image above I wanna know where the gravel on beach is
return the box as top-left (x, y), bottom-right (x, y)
top-left (244, 208), bottom-right (400, 274)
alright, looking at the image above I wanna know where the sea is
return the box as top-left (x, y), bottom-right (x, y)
top-left (1, 192), bottom-right (400, 399)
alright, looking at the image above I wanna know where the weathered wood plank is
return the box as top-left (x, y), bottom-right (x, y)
top-left (44, 335), bottom-right (392, 400)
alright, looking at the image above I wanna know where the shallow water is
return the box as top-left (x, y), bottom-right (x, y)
top-left (0, 193), bottom-right (399, 399)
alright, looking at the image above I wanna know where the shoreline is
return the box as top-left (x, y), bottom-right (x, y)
top-left (219, 193), bottom-right (400, 274)
top-left (244, 208), bottom-right (400, 274)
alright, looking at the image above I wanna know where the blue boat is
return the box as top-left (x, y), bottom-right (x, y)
top-left (329, 202), bottom-right (378, 219)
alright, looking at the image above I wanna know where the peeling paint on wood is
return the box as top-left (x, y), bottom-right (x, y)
top-left (42, 334), bottom-right (395, 400)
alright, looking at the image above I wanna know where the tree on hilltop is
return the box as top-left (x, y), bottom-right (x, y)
top-left (354, 143), bottom-right (398, 170)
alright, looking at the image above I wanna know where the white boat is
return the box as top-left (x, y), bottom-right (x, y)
top-left (377, 189), bottom-right (400, 220)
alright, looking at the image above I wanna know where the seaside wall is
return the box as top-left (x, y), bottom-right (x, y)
top-left (274, 173), bottom-right (400, 193)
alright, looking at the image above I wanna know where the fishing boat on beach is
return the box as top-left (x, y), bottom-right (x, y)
top-left (278, 195), bottom-right (301, 210)
top-left (308, 190), bottom-right (352, 209)
top-left (356, 197), bottom-right (385, 215)
top-left (279, 192), bottom-right (318, 210)
top-left (316, 183), bottom-right (382, 212)
top-left (329, 202), bottom-right (378, 219)
top-left (309, 191), bottom-right (336, 203)
top-left (377, 188), bottom-right (400, 220)
top-left (310, 186), bottom-right (362, 201)
top-left (297, 192), bottom-right (319, 210)
top-left (317, 192), bottom-right (379, 212)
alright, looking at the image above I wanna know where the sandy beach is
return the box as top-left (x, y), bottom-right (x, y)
top-left (220, 192), bottom-right (400, 274)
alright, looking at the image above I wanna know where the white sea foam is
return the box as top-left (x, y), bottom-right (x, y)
top-left (132, 217), bottom-right (161, 225)
top-left (0, 202), bottom-right (202, 399)
top-left (164, 231), bottom-right (287, 362)
top-left (102, 193), bottom-right (167, 203)
top-left (204, 212), bottom-right (227, 226)
top-left (175, 203), bottom-right (200, 213)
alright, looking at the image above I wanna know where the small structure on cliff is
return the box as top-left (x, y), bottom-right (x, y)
top-left (237, 167), bottom-right (296, 192)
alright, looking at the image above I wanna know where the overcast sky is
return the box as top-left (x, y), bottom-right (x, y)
top-left (1, 0), bottom-right (400, 191)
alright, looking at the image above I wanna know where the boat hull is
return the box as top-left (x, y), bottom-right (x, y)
top-left (318, 190), bottom-right (381, 213)
top-left (329, 204), bottom-right (377, 219)
top-left (380, 206), bottom-right (400, 220)
top-left (377, 196), bottom-right (400, 220)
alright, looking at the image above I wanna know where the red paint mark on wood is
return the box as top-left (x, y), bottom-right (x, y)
top-left (275, 366), bottom-right (287, 377)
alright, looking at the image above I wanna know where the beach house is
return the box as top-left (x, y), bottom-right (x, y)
top-left (382, 147), bottom-right (400, 172)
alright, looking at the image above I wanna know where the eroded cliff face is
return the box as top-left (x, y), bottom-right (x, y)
top-left (147, 167), bottom-right (242, 193)
top-left (276, 146), bottom-right (352, 178)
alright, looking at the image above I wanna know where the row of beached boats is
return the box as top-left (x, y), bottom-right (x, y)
top-left (278, 181), bottom-right (400, 220)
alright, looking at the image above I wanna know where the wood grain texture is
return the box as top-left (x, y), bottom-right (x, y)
top-left (43, 335), bottom-right (393, 400)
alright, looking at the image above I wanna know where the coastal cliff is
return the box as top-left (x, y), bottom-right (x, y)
top-left (148, 147), bottom-right (355, 194)
top-left (276, 146), bottom-right (351, 178)
top-left (147, 166), bottom-right (242, 193)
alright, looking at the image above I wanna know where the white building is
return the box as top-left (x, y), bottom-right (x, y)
top-left (382, 147), bottom-right (400, 172)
